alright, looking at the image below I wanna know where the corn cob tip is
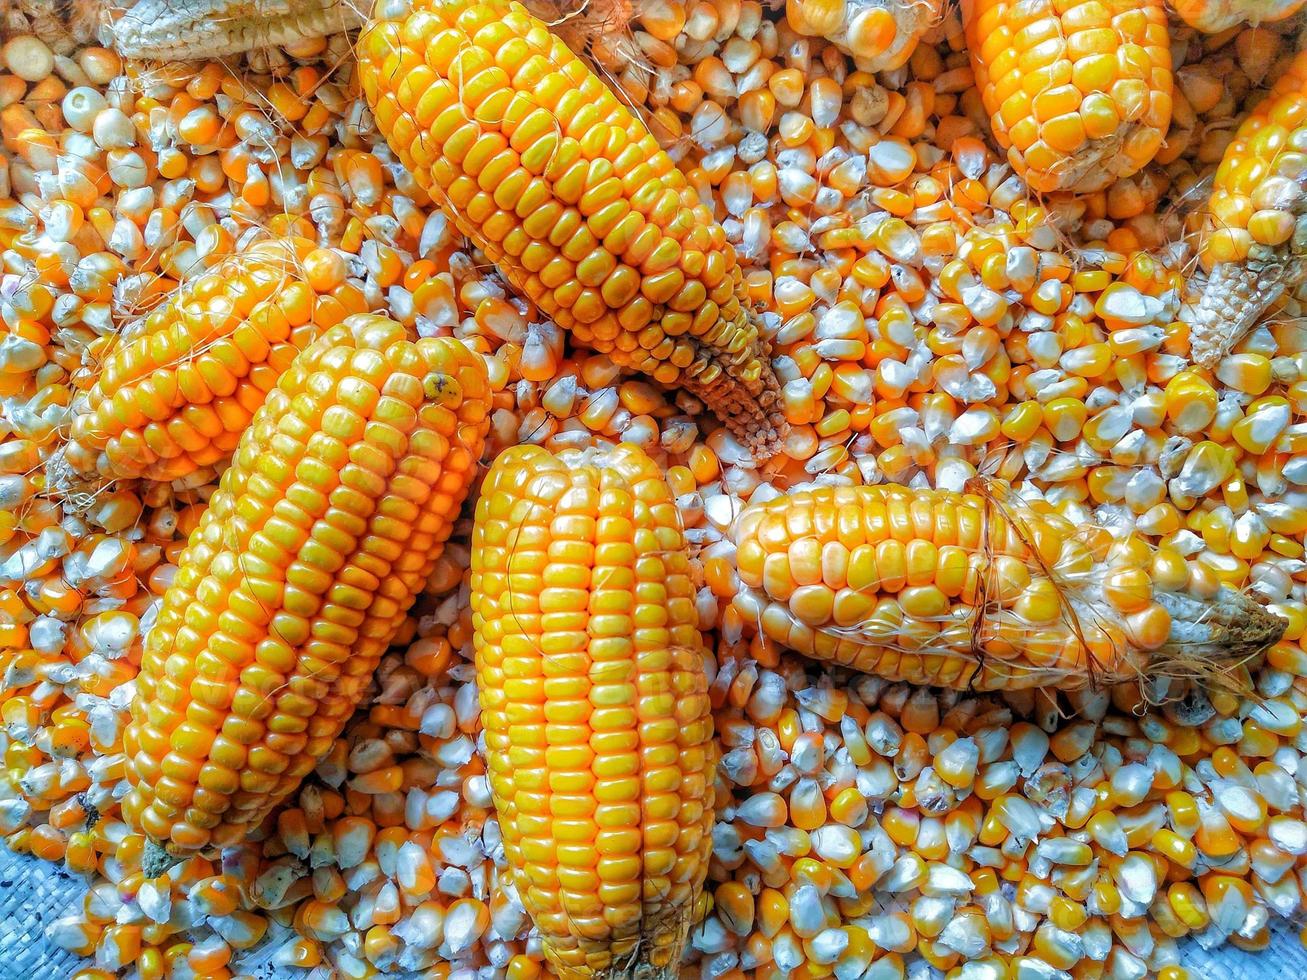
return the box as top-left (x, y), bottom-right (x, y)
top-left (1184, 260), bottom-right (1300, 369)
top-left (141, 838), bottom-right (177, 879)
top-left (1156, 587), bottom-right (1287, 662)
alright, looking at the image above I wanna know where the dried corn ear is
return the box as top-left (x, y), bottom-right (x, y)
top-left (730, 483), bottom-right (1286, 691)
top-left (963, 0), bottom-right (1173, 193)
top-left (62, 237), bottom-right (367, 483)
top-left (123, 314), bottom-right (490, 860)
top-left (358, 0), bottom-right (787, 457)
top-left (471, 442), bottom-right (715, 978)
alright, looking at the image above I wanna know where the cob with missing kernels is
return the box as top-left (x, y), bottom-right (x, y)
top-left (1187, 48), bottom-right (1307, 369)
top-left (108, 0), bottom-right (365, 60)
top-left (358, 0), bottom-right (788, 458)
top-left (122, 315), bottom-right (489, 864)
top-left (727, 484), bottom-right (1285, 692)
top-left (963, 0), bottom-right (1173, 194)
top-left (471, 443), bottom-right (715, 979)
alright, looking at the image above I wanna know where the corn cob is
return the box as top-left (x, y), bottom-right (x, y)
top-left (62, 237), bottom-right (367, 484)
top-left (110, 0), bottom-right (365, 60)
top-left (729, 484), bottom-right (1285, 691)
top-left (1188, 48), bottom-right (1307, 369)
top-left (358, 0), bottom-right (787, 458)
top-left (1169, 0), bottom-right (1304, 32)
top-left (122, 314), bottom-right (489, 860)
top-left (471, 443), bottom-right (715, 978)
top-left (963, 0), bottom-right (1173, 193)
top-left (786, 0), bottom-right (942, 72)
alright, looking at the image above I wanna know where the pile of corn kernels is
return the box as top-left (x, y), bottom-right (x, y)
top-left (3, 5), bottom-right (1307, 979)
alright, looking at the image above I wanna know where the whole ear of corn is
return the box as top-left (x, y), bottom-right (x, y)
top-left (471, 443), bottom-right (715, 978)
top-left (730, 484), bottom-right (1285, 691)
top-left (358, 0), bottom-right (787, 458)
top-left (1169, 0), bottom-right (1305, 32)
top-left (786, 0), bottom-right (942, 72)
top-left (1188, 48), bottom-right (1307, 369)
top-left (963, 0), bottom-right (1173, 193)
top-left (62, 237), bottom-right (368, 483)
top-left (122, 314), bottom-right (489, 859)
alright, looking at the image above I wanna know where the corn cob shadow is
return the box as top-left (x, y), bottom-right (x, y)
top-left (122, 314), bottom-right (491, 862)
top-left (358, 0), bottom-right (789, 460)
top-left (726, 481), bottom-right (1286, 696)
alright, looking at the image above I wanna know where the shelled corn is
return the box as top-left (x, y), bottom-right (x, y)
top-left (963, 0), bottom-right (1174, 193)
top-left (358, 0), bottom-right (788, 457)
top-left (2, 1), bottom-right (1307, 979)
top-left (1170, 0), bottom-right (1306, 33)
top-left (60, 236), bottom-right (369, 484)
top-left (472, 443), bottom-right (715, 978)
top-left (1188, 46), bottom-right (1307, 368)
top-left (727, 483), bottom-right (1286, 690)
top-left (122, 315), bottom-right (489, 858)
top-left (786, 0), bottom-right (943, 71)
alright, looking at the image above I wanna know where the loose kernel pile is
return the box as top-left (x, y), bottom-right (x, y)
top-left (0, 4), bottom-right (1306, 980)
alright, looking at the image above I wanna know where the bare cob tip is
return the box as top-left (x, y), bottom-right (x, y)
top-left (141, 838), bottom-right (179, 879)
top-left (1157, 587), bottom-right (1288, 663)
top-left (1183, 260), bottom-right (1300, 369)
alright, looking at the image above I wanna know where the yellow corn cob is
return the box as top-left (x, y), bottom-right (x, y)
top-left (730, 484), bottom-right (1285, 691)
top-left (787, 0), bottom-right (942, 71)
top-left (1169, 0), bottom-right (1304, 32)
top-left (63, 237), bottom-right (368, 483)
top-left (122, 314), bottom-right (489, 862)
top-left (1188, 49), bottom-right (1307, 369)
top-left (471, 443), bottom-right (715, 978)
top-left (358, 0), bottom-right (787, 458)
top-left (963, 0), bottom-right (1173, 193)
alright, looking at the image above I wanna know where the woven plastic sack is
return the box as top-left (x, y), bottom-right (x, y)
top-left (6, 845), bottom-right (1307, 978)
